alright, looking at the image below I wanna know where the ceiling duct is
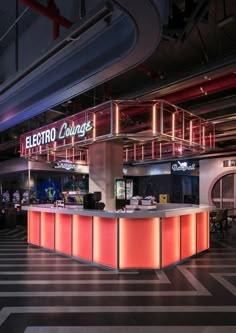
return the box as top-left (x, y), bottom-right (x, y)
top-left (0, 2), bottom-right (113, 95)
top-left (0, 0), bottom-right (164, 132)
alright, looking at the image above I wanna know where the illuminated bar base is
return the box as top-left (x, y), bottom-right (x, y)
top-left (26, 206), bottom-right (210, 270)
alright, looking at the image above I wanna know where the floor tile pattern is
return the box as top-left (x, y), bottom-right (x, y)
top-left (0, 225), bottom-right (235, 332)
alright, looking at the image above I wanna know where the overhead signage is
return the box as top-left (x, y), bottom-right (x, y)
top-left (171, 160), bottom-right (199, 176)
top-left (172, 161), bottom-right (196, 172)
top-left (223, 160), bottom-right (236, 167)
top-left (25, 121), bottom-right (93, 149)
top-left (54, 160), bottom-right (78, 171)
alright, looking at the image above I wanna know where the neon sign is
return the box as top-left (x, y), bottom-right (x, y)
top-left (25, 121), bottom-right (93, 149)
top-left (172, 161), bottom-right (196, 172)
top-left (58, 121), bottom-right (93, 139)
top-left (25, 128), bottom-right (56, 148)
top-left (54, 160), bottom-right (78, 171)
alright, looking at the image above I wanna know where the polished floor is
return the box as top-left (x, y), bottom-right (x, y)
top-left (0, 224), bottom-right (235, 332)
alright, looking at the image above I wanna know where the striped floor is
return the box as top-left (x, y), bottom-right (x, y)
top-left (0, 225), bottom-right (236, 332)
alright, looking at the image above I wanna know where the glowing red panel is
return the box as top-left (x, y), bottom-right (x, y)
top-left (197, 212), bottom-right (209, 252)
top-left (119, 218), bottom-right (160, 269)
top-left (93, 217), bottom-right (117, 268)
top-left (55, 213), bottom-right (72, 255)
top-left (162, 216), bottom-right (180, 268)
top-left (181, 214), bottom-right (196, 260)
top-left (41, 212), bottom-right (55, 250)
top-left (28, 211), bottom-right (40, 246)
top-left (72, 215), bottom-right (92, 261)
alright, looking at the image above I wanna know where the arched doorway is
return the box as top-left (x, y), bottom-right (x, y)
top-left (211, 173), bottom-right (236, 209)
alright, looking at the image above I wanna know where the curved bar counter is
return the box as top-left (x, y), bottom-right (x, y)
top-left (22, 204), bottom-right (213, 271)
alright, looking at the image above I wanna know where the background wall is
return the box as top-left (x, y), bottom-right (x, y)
top-left (200, 157), bottom-right (236, 205)
top-left (123, 163), bottom-right (171, 176)
top-left (0, 158), bottom-right (88, 174)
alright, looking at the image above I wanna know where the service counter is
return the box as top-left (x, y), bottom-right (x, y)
top-left (22, 204), bottom-right (213, 271)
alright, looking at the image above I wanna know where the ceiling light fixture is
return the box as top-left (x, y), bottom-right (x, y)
top-left (200, 86), bottom-right (208, 96)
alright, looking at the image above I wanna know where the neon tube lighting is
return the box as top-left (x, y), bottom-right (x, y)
top-left (152, 141), bottom-right (155, 159)
top-left (172, 113), bottom-right (175, 139)
top-left (115, 104), bottom-right (119, 134)
top-left (209, 132), bottom-right (212, 148)
top-left (190, 120), bottom-right (193, 144)
top-left (71, 121), bottom-right (75, 146)
top-left (20, 100), bottom-right (214, 163)
top-left (93, 113), bottom-right (96, 140)
top-left (202, 126), bottom-right (205, 146)
top-left (152, 104), bottom-right (156, 134)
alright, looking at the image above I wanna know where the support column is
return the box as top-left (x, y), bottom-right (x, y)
top-left (89, 140), bottom-right (123, 211)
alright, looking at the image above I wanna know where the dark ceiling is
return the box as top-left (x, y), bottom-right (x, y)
top-left (0, 0), bottom-right (236, 161)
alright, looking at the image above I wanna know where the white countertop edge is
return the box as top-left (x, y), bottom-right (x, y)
top-left (22, 204), bottom-right (215, 218)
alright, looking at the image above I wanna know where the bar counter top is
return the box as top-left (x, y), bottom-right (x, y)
top-left (22, 203), bottom-right (214, 218)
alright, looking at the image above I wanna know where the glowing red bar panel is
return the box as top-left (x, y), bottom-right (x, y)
top-left (55, 213), bottom-right (72, 255)
top-left (93, 217), bottom-right (117, 268)
top-left (28, 211), bottom-right (40, 246)
top-left (72, 215), bottom-right (93, 261)
top-left (162, 216), bottom-right (180, 267)
top-left (119, 218), bottom-right (160, 269)
top-left (41, 212), bottom-right (55, 250)
top-left (196, 212), bottom-right (209, 252)
top-left (181, 214), bottom-right (196, 260)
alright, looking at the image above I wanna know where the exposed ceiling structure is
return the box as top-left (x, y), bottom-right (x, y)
top-left (0, 0), bottom-right (235, 162)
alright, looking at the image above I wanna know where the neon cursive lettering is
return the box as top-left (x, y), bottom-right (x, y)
top-left (58, 121), bottom-right (93, 139)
